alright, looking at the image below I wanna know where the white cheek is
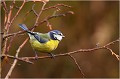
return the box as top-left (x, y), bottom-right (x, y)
top-left (54, 35), bottom-right (62, 41)
top-left (57, 36), bottom-right (62, 41)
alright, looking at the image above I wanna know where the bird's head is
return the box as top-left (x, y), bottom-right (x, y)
top-left (49, 30), bottom-right (65, 41)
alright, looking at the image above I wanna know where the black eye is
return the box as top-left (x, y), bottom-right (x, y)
top-left (58, 33), bottom-right (62, 36)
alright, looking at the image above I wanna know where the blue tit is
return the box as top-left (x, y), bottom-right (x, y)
top-left (18, 24), bottom-right (65, 58)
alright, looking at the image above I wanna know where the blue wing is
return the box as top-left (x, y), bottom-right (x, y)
top-left (18, 24), bottom-right (48, 43)
top-left (33, 33), bottom-right (49, 43)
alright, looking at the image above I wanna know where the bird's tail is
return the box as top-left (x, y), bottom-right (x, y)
top-left (18, 24), bottom-right (29, 31)
top-left (18, 24), bottom-right (35, 37)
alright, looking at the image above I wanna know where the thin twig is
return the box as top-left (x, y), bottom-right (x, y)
top-left (10, 0), bottom-right (26, 25)
top-left (25, 3), bottom-right (71, 18)
top-left (68, 54), bottom-right (85, 78)
top-left (4, 11), bottom-right (74, 39)
top-left (43, 4), bottom-right (71, 11)
top-left (32, 4), bottom-right (38, 16)
top-left (2, 38), bottom-right (119, 78)
top-left (5, 0), bottom-right (15, 30)
top-left (4, 38), bottom-right (119, 78)
top-left (2, 0), bottom-right (15, 55)
top-left (2, 54), bottom-right (33, 64)
top-left (5, 38), bottom-right (30, 79)
top-left (25, 4), bottom-right (38, 17)
top-left (106, 47), bottom-right (119, 61)
top-left (1, 0), bottom-right (8, 13)
top-left (34, 2), bottom-right (46, 26)
top-left (46, 20), bottom-right (52, 30)
top-left (23, 38), bottom-right (119, 60)
top-left (30, 11), bottom-right (74, 30)
top-left (3, 38), bottom-right (119, 61)
top-left (6, 35), bottom-right (16, 53)
top-left (2, 0), bottom-right (15, 56)
top-left (5, 2), bottom-right (47, 78)
top-left (5, 47), bottom-right (19, 79)
top-left (1, 0), bottom-right (8, 25)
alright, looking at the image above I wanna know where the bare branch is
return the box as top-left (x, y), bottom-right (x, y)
top-left (22, 38), bottom-right (119, 60)
top-left (34, 2), bottom-right (46, 26)
top-left (5, 48), bottom-right (19, 79)
top-left (27, 0), bottom-right (49, 3)
top-left (4, 2), bottom-right (48, 78)
top-left (4, 11), bottom-right (74, 39)
top-left (3, 38), bottom-right (119, 61)
top-left (2, 0), bottom-right (16, 58)
top-left (5, 37), bottom-right (30, 79)
top-left (25, 4), bottom-right (38, 17)
top-left (68, 54), bottom-right (85, 78)
top-left (2, 54), bottom-right (34, 64)
top-left (46, 20), bottom-right (52, 30)
top-left (1, 0), bottom-right (8, 25)
top-left (43, 4), bottom-right (71, 11)
top-left (1, 0), bottom-right (8, 13)
top-left (106, 47), bottom-right (119, 61)
top-left (10, 0), bottom-right (26, 25)
top-left (30, 11), bottom-right (74, 30)
top-left (6, 35), bottom-right (16, 53)
top-left (2, 38), bottom-right (119, 78)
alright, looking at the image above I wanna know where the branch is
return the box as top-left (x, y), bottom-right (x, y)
top-left (10, 0), bottom-right (26, 25)
top-left (2, 38), bottom-right (119, 78)
top-left (4, 2), bottom-right (48, 78)
top-left (2, 0), bottom-right (15, 55)
top-left (1, 0), bottom-right (8, 13)
top-left (4, 11), bottom-right (74, 39)
top-left (1, 0), bottom-right (8, 25)
top-left (5, 38), bottom-right (32, 79)
top-left (20, 38), bottom-right (120, 60)
top-left (6, 35), bottom-right (16, 53)
top-left (106, 47), bottom-right (119, 61)
top-left (2, 54), bottom-right (34, 64)
top-left (28, 11), bottom-right (74, 30)
top-left (34, 2), bottom-right (47, 27)
top-left (25, 3), bottom-right (71, 18)
top-left (3, 38), bottom-right (119, 61)
top-left (25, 4), bottom-right (38, 18)
top-left (5, 46), bottom-right (20, 79)
top-left (43, 3), bottom-right (71, 11)
top-left (1, 37), bottom-right (118, 78)
top-left (68, 54), bottom-right (85, 78)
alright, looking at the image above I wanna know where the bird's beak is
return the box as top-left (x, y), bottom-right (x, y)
top-left (62, 35), bottom-right (65, 38)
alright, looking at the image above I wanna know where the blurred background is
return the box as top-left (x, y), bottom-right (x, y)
top-left (1, 1), bottom-right (119, 78)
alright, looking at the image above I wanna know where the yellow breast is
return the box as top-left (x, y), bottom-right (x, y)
top-left (30, 39), bottom-right (59, 53)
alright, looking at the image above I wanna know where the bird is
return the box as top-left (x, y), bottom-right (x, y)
top-left (18, 24), bottom-right (65, 59)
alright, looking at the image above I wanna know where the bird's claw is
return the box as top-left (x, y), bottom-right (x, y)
top-left (49, 53), bottom-right (55, 59)
top-left (35, 54), bottom-right (38, 60)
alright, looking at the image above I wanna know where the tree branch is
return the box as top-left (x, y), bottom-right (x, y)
top-left (106, 47), bottom-right (119, 61)
top-left (10, 0), bottom-right (26, 25)
top-left (3, 38), bottom-right (119, 61)
top-left (43, 3), bottom-right (71, 11)
top-left (3, 11), bottom-right (74, 39)
top-left (68, 54), bottom-right (85, 78)
top-left (2, 38), bottom-right (119, 78)
top-left (4, 2), bottom-right (48, 78)
top-left (2, 0), bottom-right (15, 55)
top-left (5, 37), bottom-right (32, 79)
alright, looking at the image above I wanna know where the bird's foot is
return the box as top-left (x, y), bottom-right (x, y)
top-left (35, 54), bottom-right (38, 60)
top-left (49, 53), bottom-right (55, 59)
top-left (34, 51), bottom-right (39, 60)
